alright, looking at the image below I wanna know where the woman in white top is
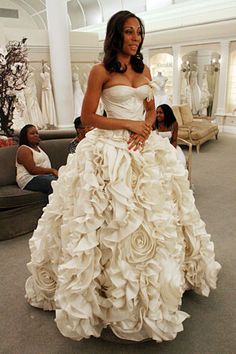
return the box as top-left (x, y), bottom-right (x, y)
top-left (16, 124), bottom-right (58, 194)
top-left (155, 104), bottom-right (186, 167)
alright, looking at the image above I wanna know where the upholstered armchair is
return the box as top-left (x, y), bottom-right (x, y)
top-left (172, 104), bottom-right (219, 153)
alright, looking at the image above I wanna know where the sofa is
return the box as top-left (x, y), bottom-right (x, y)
top-left (0, 130), bottom-right (75, 241)
top-left (172, 104), bottom-right (219, 153)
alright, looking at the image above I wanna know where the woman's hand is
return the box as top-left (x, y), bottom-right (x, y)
top-left (51, 168), bottom-right (58, 177)
top-left (128, 121), bottom-right (152, 139)
top-left (127, 133), bottom-right (146, 151)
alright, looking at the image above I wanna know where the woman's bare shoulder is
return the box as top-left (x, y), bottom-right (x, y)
top-left (90, 63), bottom-right (108, 77)
top-left (143, 64), bottom-right (152, 79)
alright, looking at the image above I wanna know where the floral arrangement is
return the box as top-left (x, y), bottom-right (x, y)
top-left (0, 38), bottom-right (29, 136)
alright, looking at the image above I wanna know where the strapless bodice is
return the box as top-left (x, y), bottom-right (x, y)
top-left (102, 82), bottom-right (158, 121)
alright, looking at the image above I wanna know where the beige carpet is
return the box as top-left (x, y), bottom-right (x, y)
top-left (0, 133), bottom-right (235, 354)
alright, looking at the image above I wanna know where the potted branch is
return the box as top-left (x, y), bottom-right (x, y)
top-left (0, 38), bottom-right (29, 137)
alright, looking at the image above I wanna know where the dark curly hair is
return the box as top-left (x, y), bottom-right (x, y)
top-left (103, 10), bottom-right (145, 73)
top-left (155, 104), bottom-right (177, 129)
top-left (19, 124), bottom-right (36, 146)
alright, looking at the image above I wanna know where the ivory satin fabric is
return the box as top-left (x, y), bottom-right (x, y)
top-left (25, 82), bottom-right (221, 342)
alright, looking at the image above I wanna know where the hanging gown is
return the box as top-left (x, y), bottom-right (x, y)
top-left (72, 72), bottom-right (84, 118)
top-left (24, 72), bottom-right (45, 129)
top-left (12, 89), bottom-right (30, 130)
top-left (190, 71), bottom-right (201, 115)
top-left (41, 71), bottom-right (57, 127)
top-left (199, 72), bottom-right (210, 116)
top-left (25, 82), bottom-right (221, 343)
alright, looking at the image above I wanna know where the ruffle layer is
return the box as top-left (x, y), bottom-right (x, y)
top-left (25, 129), bottom-right (221, 342)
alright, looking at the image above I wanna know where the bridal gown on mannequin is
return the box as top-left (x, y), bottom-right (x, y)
top-left (41, 71), bottom-right (57, 127)
top-left (72, 71), bottom-right (84, 117)
top-left (25, 81), bottom-right (221, 343)
top-left (24, 72), bottom-right (45, 129)
top-left (153, 72), bottom-right (169, 107)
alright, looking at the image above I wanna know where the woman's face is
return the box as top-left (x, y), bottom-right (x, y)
top-left (156, 107), bottom-right (165, 123)
top-left (122, 17), bottom-right (142, 56)
top-left (27, 126), bottom-right (40, 145)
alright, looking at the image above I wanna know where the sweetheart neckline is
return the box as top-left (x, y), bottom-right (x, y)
top-left (103, 84), bottom-right (149, 92)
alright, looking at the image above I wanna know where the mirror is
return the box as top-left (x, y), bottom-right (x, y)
top-left (181, 50), bottom-right (220, 116)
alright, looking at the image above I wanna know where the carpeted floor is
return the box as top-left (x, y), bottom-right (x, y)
top-left (0, 133), bottom-right (236, 354)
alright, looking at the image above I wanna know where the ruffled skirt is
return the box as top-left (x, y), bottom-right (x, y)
top-left (25, 129), bottom-right (221, 342)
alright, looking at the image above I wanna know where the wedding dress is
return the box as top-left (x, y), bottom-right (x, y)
top-left (156, 130), bottom-right (186, 167)
top-left (25, 81), bottom-right (221, 343)
top-left (24, 72), bottom-right (45, 129)
top-left (41, 71), bottom-right (57, 127)
top-left (72, 71), bottom-right (84, 117)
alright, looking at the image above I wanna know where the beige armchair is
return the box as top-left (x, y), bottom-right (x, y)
top-left (172, 104), bottom-right (219, 153)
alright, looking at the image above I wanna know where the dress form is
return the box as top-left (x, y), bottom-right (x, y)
top-left (153, 72), bottom-right (169, 107)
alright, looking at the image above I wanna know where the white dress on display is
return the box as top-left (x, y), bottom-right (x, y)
top-left (180, 71), bottom-right (188, 104)
top-left (25, 82), bottom-right (221, 343)
top-left (40, 71), bottom-right (57, 127)
top-left (186, 71), bottom-right (192, 109)
top-left (199, 72), bottom-right (210, 116)
top-left (153, 72), bottom-right (169, 107)
top-left (72, 71), bottom-right (84, 117)
top-left (190, 71), bottom-right (201, 115)
top-left (24, 72), bottom-right (45, 129)
top-left (12, 89), bottom-right (30, 130)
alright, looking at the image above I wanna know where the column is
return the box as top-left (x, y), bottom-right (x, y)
top-left (215, 41), bottom-right (229, 115)
top-left (46, 0), bottom-right (74, 128)
top-left (172, 45), bottom-right (181, 105)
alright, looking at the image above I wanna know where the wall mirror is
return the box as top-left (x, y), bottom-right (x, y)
top-left (181, 46), bottom-right (220, 116)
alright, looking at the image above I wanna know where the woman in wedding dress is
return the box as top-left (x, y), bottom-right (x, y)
top-left (25, 10), bottom-right (221, 343)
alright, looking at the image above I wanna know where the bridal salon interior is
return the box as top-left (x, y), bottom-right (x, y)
top-left (0, 1), bottom-right (236, 354)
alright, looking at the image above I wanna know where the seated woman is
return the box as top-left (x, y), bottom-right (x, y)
top-left (155, 104), bottom-right (186, 167)
top-left (16, 124), bottom-right (58, 194)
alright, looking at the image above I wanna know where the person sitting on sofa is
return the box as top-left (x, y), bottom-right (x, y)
top-left (68, 116), bottom-right (92, 154)
top-left (155, 104), bottom-right (186, 167)
top-left (16, 124), bottom-right (58, 194)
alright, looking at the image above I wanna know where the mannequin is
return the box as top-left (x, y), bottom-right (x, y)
top-left (40, 63), bottom-right (57, 127)
top-left (153, 72), bottom-right (169, 107)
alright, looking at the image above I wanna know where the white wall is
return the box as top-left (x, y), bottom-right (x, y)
top-left (0, 0), bottom-right (38, 29)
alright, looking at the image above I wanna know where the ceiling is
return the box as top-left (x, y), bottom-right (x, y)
top-left (7, 0), bottom-right (189, 30)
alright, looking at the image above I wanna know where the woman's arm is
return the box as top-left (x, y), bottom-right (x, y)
top-left (81, 64), bottom-right (151, 138)
top-left (171, 121), bottom-right (178, 148)
top-left (128, 66), bottom-right (155, 150)
top-left (17, 146), bottom-right (58, 177)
